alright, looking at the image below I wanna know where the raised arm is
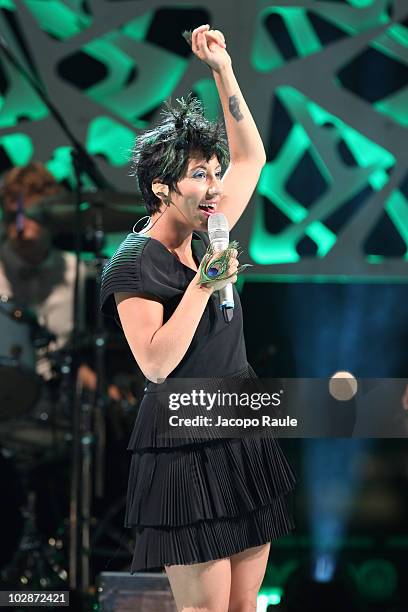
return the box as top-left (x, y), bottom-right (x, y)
top-left (190, 25), bottom-right (266, 229)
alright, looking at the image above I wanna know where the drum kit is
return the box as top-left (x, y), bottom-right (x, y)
top-left (0, 33), bottom-right (151, 594)
top-left (0, 191), bottom-right (147, 590)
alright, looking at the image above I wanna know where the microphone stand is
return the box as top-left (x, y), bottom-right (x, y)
top-left (0, 36), bottom-right (110, 593)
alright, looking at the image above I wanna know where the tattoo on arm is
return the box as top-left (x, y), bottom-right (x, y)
top-left (229, 95), bottom-right (244, 122)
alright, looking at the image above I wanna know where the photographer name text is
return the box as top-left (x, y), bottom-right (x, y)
top-left (168, 415), bottom-right (298, 428)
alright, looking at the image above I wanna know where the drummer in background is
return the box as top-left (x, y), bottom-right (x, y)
top-left (0, 161), bottom-right (117, 397)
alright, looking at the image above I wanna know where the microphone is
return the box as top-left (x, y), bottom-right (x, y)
top-left (16, 193), bottom-right (25, 238)
top-left (208, 212), bottom-right (234, 323)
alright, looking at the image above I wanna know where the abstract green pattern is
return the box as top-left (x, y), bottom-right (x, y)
top-left (251, 87), bottom-right (395, 264)
top-left (0, 0), bottom-right (406, 279)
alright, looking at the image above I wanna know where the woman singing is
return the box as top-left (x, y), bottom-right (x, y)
top-left (101, 25), bottom-right (296, 612)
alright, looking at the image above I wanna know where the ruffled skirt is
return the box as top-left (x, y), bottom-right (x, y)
top-left (125, 365), bottom-right (297, 572)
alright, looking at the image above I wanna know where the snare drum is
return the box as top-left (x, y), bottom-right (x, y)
top-left (0, 295), bottom-right (41, 420)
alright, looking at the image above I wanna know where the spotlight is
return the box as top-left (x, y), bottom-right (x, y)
top-left (329, 370), bottom-right (358, 402)
top-left (314, 553), bottom-right (335, 583)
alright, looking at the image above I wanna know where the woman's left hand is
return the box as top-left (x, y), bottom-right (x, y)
top-left (191, 25), bottom-right (231, 73)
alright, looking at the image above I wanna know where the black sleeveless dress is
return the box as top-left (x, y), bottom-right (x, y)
top-left (101, 231), bottom-right (297, 572)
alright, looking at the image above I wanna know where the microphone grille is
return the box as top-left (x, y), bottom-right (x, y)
top-left (208, 212), bottom-right (229, 242)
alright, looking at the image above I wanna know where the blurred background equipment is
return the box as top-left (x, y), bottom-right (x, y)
top-left (0, 297), bottom-right (43, 418)
top-left (98, 573), bottom-right (176, 612)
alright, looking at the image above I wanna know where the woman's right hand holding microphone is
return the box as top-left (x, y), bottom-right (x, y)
top-left (194, 247), bottom-right (239, 293)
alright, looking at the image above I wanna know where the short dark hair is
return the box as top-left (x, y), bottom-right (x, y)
top-left (131, 95), bottom-right (230, 214)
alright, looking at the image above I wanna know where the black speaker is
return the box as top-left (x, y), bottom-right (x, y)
top-left (98, 572), bottom-right (176, 611)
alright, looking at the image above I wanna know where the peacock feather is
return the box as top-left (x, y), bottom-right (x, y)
top-left (197, 240), bottom-right (252, 286)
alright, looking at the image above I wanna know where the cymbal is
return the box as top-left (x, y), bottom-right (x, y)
top-left (26, 191), bottom-right (146, 233)
top-left (35, 190), bottom-right (144, 208)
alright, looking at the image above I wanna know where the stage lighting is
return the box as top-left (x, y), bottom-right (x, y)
top-left (257, 588), bottom-right (283, 610)
top-left (355, 558), bottom-right (398, 602)
top-left (314, 552), bottom-right (335, 582)
top-left (281, 563), bottom-right (361, 612)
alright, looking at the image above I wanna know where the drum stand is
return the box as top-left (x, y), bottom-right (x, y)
top-left (69, 375), bottom-right (93, 593)
top-left (1, 473), bottom-right (67, 590)
top-left (68, 153), bottom-right (110, 593)
top-left (68, 210), bottom-right (111, 593)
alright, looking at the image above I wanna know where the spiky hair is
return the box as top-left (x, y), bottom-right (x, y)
top-left (131, 95), bottom-right (230, 214)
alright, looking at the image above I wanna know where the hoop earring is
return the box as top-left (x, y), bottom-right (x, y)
top-left (133, 206), bottom-right (169, 235)
top-left (132, 216), bottom-right (151, 234)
